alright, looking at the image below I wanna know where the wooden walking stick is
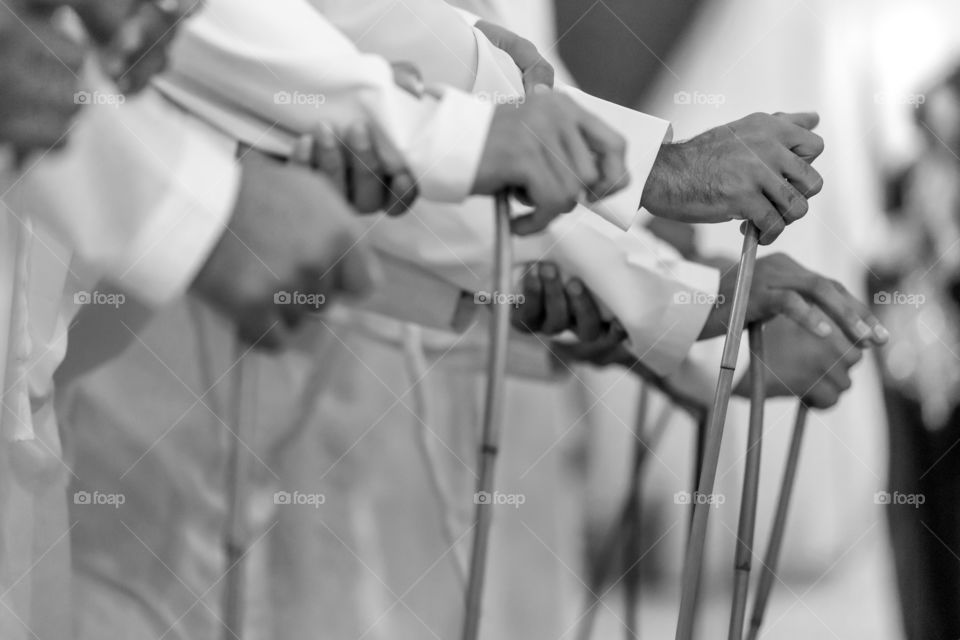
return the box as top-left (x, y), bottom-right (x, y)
top-left (462, 192), bottom-right (514, 640)
top-left (728, 323), bottom-right (766, 640)
top-left (745, 403), bottom-right (809, 640)
top-left (675, 223), bottom-right (761, 640)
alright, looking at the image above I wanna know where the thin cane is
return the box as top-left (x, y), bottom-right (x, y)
top-left (462, 192), bottom-right (513, 640)
top-left (728, 323), bottom-right (766, 640)
top-left (623, 383), bottom-right (651, 639)
top-left (223, 340), bottom-right (249, 640)
top-left (675, 223), bottom-right (761, 640)
top-left (745, 403), bottom-right (809, 640)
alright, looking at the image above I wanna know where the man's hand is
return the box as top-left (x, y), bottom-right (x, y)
top-left (473, 92), bottom-right (629, 235)
top-left (0, 3), bottom-right (84, 155)
top-left (474, 20), bottom-right (555, 94)
top-left (511, 262), bottom-right (633, 366)
top-left (192, 150), bottom-right (379, 348)
top-left (641, 112), bottom-right (825, 245)
top-left (699, 253), bottom-right (889, 346)
top-left (292, 123), bottom-right (418, 217)
top-left (62, 0), bottom-right (199, 93)
top-left (734, 316), bottom-right (864, 409)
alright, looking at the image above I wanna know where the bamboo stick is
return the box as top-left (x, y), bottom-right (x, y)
top-left (745, 403), bottom-right (809, 640)
top-left (728, 323), bottom-right (766, 640)
top-left (461, 193), bottom-right (514, 640)
top-left (675, 224), bottom-right (761, 640)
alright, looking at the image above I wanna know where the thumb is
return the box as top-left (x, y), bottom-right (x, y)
top-left (335, 242), bottom-right (381, 297)
top-left (776, 111), bottom-right (820, 131)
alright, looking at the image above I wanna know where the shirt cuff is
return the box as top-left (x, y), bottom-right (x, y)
top-left (112, 127), bottom-right (240, 306)
top-left (558, 85), bottom-right (672, 231)
top-left (405, 87), bottom-right (495, 203)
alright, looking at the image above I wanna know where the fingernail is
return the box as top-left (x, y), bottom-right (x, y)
top-left (533, 84), bottom-right (552, 95)
top-left (873, 324), bottom-right (890, 343)
top-left (815, 321), bottom-right (833, 337)
top-left (347, 124), bottom-right (371, 151)
top-left (855, 320), bottom-right (872, 339)
top-left (540, 263), bottom-right (557, 279)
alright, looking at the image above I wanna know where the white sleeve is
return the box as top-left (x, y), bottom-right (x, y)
top-left (155, 0), bottom-right (494, 203)
top-left (16, 73), bottom-right (239, 307)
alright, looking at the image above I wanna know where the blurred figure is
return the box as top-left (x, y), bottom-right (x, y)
top-left (871, 64), bottom-right (960, 640)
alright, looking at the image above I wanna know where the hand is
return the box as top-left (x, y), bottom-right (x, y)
top-left (474, 20), bottom-right (555, 94)
top-left (473, 92), bottom-right (629, 235)
top-left (641, 112), bottom-right (825, 245)
top-left (292, 123), bottom-right (418, 216)
top-left (0, 3), bottom-right (84, 155)
top-left (734, 316), bottom-right (864, 409)
top-left (63, 0), bottom-right (199, 93)
top-left (192, 149), bottom-right (379, 348)
top-left (699, 253), bottom-right (889, 346)
top-left (511, 262), bottom-right (632, 366)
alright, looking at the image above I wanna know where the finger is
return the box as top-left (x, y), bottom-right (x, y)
top-left (803, 381), bottom-right (840, 410)
top-left (775, 112), bottom-right (820, 131)
top-left (762, 174), bottom-right (809, 224)
top-left (779, 150), bottom-right (824, 199)
top-left (345, 123), bottom-right (386, 214)
top-left (559, 126), bottom-right (600, 197)
top-left (512, 264), bottom-right (545, 331)
top-left (539, 262), bottom-right (571, 335)
top-left (292, 133), bottom-right (314, 166)
top-left (801, 277), bottom-right (885, 345)
top-left (523, 61), bottom-right (556, 95)
top-left (510, 161), bottom-right (572, 235)
top-left (742, 196), bottom-right (785, 245)
top-left (779, 294), bottom-right (837, 339)
top-left (386, 172), bottom-right (418, 216)
top-left (566, 278), bottom-right (603, 341)
top-left (576, 109), bottom-right (629, 199)
top-left (314, 124), bottom-right (348, 194)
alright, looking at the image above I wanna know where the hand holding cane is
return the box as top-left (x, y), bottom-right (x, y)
top-left (676, 223), bottom-right (761, 640)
